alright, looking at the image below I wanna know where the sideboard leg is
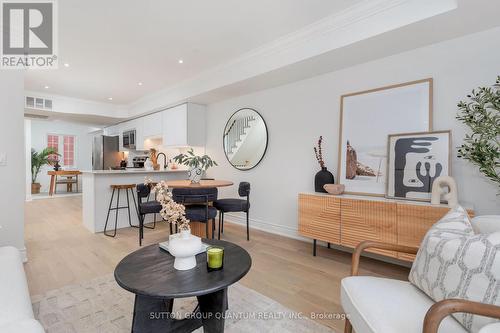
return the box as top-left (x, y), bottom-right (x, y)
top-left (327, 242), bottom-right (331, 249)
top-left (313, 239), bottom-right (317, 256)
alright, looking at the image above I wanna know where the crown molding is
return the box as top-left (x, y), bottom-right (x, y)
top-left (128, 0), bottom-right (457, 116)
top-left (26, 0), bottom-right (458, 119)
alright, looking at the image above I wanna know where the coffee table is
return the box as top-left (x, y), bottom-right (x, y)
top-left (114, 239), bottom-right (252, 333)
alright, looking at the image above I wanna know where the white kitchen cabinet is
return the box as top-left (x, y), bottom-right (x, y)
top-left (162, 103), bottom-right (205, 147)
top-left (142, 112), bottom-right (163, 138)
top-left (113, 117), bottom-right (144, 151)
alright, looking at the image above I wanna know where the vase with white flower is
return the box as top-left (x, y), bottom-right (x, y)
top-left (147, 179), bottom-right (201, 270)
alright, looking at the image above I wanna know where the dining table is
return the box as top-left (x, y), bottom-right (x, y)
top-left (165, 179), bottom-right (233, 189)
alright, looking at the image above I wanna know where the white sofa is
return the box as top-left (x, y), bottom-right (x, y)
top-left (341, 216), bottom-right (500, 333)
top-left (0, 247), bottom-right (44, 333)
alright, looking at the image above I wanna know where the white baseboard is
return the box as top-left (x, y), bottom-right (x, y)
top-left (19, 247), bottom-right (27, 263)
top-left (223, 213), bottom-right (309, 242)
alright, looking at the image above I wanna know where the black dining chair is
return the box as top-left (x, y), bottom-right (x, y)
top-left (213, 182), bottom-right (250, 241)
top-left (172, 187), bottom-right (218, 239)
top-left (136, 183), bottom-right (163, 246)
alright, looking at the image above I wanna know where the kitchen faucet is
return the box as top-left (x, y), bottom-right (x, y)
top-left (157, 152), bottom-right (168, 169)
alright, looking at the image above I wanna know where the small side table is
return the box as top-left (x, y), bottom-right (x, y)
top-left (114, 239), bottom-right (251, 333)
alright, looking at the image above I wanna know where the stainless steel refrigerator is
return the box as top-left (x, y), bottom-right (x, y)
top-left (92, 135), bottom-right (121, 170)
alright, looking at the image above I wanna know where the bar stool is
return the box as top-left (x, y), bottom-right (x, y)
top-left (104, 184), bottom-right (138, 237)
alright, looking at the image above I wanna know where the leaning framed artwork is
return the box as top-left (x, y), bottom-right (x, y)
top-left (386, 130), bottom-right (451, 201)
top-left (338, 78), bottom-right (433, 196)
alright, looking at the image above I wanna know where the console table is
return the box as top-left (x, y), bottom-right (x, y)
top-left (298, 193), bottom-right (474, 261)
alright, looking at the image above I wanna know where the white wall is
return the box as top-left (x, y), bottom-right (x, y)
top-left (30, 119), bottom-right (96, 192)
top-left (205, 27), bottom-right (500, 239)
top-left (25, 119), bottom-right (32, 201)
top-left (0, 71), bottom-right (26, 258)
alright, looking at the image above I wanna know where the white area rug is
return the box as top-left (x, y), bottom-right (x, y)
top-left (32, 274), bottom-right (335, 332)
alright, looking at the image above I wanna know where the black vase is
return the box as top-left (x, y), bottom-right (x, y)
top-left (315, 167), bottom-right (335, 193)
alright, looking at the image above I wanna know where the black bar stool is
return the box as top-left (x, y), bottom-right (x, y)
top-left (104, 184), bottom-right (138, 237)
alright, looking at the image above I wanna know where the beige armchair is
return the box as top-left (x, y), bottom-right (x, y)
top-left (342, 214), bottom-right (500, 333)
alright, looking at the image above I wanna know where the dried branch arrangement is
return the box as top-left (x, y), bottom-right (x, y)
top-left (313, 136), bottom-right (325, 168)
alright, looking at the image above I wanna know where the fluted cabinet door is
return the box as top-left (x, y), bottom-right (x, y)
top-left (298, 194), bottom-right (340, 244)
top-left (396, 204), bottom-right (474, 261)
top-left (340, 198), bottom-right (397, 258)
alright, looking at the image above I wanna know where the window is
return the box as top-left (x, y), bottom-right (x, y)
top-left (47, 134), bottom-right (76, 167)
top-left (47, 134), bottom-right (59, 161)
top-left (63, 135), bottom-right (75, 166)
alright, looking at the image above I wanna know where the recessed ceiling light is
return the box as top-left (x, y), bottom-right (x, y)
top-left (178, 59), bottom-right (184, 64)
top-left (107, 97), bottom-right (113, 101)
top-left (44, 85), bottom-right (49, 89)
top-left (138, 82), bottom-right (143, 86)
top-left (63, 63), bottom-right (70, 67)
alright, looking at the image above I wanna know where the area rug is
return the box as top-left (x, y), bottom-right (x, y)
top-left (32, 274), bottom-right (335, 333)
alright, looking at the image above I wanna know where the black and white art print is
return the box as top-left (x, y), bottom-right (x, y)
top-left (386, 131), bottom-right (451, 201)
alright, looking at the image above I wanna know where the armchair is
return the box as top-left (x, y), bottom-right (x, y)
top-left (342, 237), bottom-right (500, 333)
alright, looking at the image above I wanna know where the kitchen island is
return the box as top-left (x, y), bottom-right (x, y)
top-left (82, 169), bottom-right (188, 233)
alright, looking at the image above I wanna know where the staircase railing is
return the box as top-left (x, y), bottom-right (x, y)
top-left (224, 115), bottom-right (255, 156)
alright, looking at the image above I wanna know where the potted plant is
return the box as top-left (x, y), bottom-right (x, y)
top-left (173, 148), bottom-right (218, 183)
top-left (313, 136), bottom-right (334, 193)
top-left (31, 147), bottom-right (59, 194)
top-left (457, 77), bottom-right (500, 191)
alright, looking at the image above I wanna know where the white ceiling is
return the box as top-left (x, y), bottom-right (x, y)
top-left (24, 0), bottom-right (360, 104)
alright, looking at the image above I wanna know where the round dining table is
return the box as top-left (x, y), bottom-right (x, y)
top-left (166, 179), bottom-right (233, 188)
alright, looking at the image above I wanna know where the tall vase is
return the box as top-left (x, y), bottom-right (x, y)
top-left (315, 167), bottom-right (334, 193)
top-left (168, 229), bottom-right (202, 270)
top-left (188, 167), bottom-right (203, 183)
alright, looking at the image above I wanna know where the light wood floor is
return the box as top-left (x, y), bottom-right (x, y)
top-left (24, 196), bottom-right (409, 332)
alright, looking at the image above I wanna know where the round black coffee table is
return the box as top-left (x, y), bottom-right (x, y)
top-left (114, 239), bottom-right (251, 333)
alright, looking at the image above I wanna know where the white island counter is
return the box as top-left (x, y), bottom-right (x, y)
top-left (82, 169), bottom-right (188, 233)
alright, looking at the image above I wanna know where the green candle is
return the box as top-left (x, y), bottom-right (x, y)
top-left (207, 246), bottom-right (224, 271)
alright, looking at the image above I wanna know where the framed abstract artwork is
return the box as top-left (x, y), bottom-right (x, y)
top-left (338, 78), bottom-right (433, 196)
top-left (386, 130), bottom-right (451, 201)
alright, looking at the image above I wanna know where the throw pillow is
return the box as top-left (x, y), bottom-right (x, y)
top-left (409, 205), bottom-right (500, 333)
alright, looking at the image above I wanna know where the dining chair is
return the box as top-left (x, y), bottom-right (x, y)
top-left (213, 182), bottom-right (250, 241)
top-left (136, 183), bottom-right (162, 246)
top-left (172, 187), bottom-right (218, 239)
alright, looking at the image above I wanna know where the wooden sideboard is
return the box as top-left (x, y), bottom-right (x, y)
top-left (298, 193), bottom-right (474, 261)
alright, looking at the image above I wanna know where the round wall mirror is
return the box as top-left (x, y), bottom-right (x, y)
top-left (223, 108), bottom-right (268, 170)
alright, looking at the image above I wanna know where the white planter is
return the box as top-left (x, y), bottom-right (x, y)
top-left (188, 167), bottom-right (203, 183)
top-left (168, 230), bottom-right (202, 270)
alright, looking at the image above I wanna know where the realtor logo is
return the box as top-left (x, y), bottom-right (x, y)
top-left (1, 0), bottom-right (58, 69)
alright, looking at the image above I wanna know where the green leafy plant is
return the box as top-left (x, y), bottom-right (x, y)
top-left (31, 147), bottom-right (59, 183)
top-left (457, 76), bottom-right (500, 189)
top-left (173, 148), bottom-right (218, 170)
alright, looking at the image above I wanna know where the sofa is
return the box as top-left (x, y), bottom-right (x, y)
top-left (341, 216), bottom-right (500, 333)
top-left (0, 246), bottom-right (44, 332)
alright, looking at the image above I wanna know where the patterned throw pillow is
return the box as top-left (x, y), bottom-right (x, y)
top-left (409, 205), bottom-right (500, 333)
